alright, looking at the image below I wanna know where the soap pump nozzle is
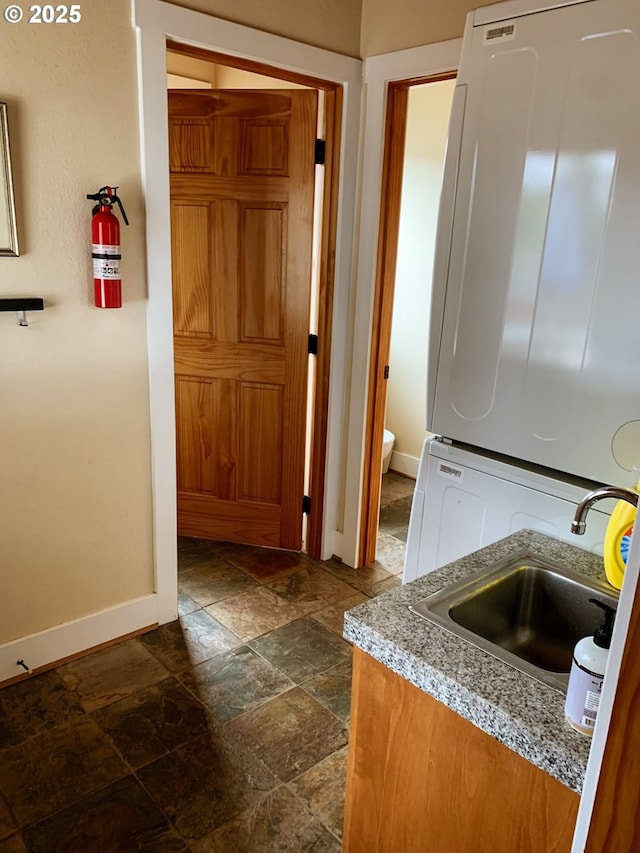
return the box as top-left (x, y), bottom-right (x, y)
top-left (589, 598), bottom-right (616, 649)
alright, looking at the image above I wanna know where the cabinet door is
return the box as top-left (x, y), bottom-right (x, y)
top-left (429, 0), bottom-right (640, 484)
top-left (344, 648), bottom-right (579, 853)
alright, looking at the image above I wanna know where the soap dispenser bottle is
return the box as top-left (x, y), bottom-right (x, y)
top-left (564, 599), bottom-right (616, 736)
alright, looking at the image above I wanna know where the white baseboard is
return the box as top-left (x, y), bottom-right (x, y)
top-left (0, 594), bottom-right (158, 684)
top-left (321, 528), bottom-right (343, 564)
top-left (389, 451), bottom-right (419, 479)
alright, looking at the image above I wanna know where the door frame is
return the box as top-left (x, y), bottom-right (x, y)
top-left (358, 71), bottom-right (456, 567)
top-left (133, 0), bottom-right (361, 623)
top-left (340, 40), bottom-right (461, 570)
top-left (165, 41), bottom-right (343, 556)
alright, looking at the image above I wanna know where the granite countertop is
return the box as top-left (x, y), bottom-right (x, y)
top-left (343, 529), bottom-right (615, 794)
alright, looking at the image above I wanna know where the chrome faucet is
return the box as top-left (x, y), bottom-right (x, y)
top-left (572, 486), bottom-right (639, 535)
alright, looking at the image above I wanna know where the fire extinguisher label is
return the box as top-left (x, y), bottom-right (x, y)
top-left (93, 257), bottom-right (121, 280)
top-left (92, 244), bottom-right (120, 256)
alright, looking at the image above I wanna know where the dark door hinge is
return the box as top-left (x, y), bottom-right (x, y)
top-left (302, 495), bottom-right (312, 515)
top-left (314, 139), bottom-right (326, 165)
top-left (308, 334), bottom-right (318, 355)
top-left (383, 365), bottom-right (390, 379)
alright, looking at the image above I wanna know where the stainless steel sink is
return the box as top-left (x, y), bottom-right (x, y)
top-left (409, 552), bottom-right (618, 692)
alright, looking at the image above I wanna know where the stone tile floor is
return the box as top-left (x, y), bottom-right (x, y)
top-left (375, 471), bottom-right (415, 577)
top-left (0, 474), bottom-right (413, 852)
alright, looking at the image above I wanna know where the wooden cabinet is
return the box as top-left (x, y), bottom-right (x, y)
top-left (343, 648), bottom-right (579, 853)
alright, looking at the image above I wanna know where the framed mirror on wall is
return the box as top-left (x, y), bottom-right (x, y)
top-left (0, 102), bottom-right (19, 257)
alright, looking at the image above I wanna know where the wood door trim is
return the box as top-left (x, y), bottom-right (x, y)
top-left (359, 73), bottom-right (456, 567)
top-left (358, 81), bottom-right (409, 567)
top-left (167, 42), bottom-right (342, 560)
top-left (167, 39), bottom-right (339, 91)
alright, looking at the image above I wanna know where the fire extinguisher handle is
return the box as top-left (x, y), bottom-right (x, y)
top-left (86, 187), bottom-right (129, 226)
top-left (113, 196), bottom-right (129, 227)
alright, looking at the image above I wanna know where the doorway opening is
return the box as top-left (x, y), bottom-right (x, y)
top-left (166, 41), bottom-right (344, 561)
top-left (359, 73), bottom-right (456, 571)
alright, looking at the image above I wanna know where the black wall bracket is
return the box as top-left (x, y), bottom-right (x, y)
top-left (0, 298), bottom-right (45, 327)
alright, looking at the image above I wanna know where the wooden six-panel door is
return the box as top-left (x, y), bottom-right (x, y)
top-left (169, 89), bottom-right (318, 550)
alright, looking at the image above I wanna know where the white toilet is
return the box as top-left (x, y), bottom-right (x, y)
top-left (382, 429), bottom-right (395, 474)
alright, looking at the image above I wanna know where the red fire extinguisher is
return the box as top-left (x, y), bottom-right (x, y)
top-left (86, 186), bottom-right (129, 308)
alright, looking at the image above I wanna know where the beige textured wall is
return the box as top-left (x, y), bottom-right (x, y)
top-left (0, 0), bottom-right (361, 647)
top-left (360, 0), bottom-right (498, 56)
top-left (387, 81), bottom-right (455, 464)
top-left (0, 3), bottom-right (152, 643)
top-left (166, 51), bottom-right (218, 84)
top-left (213, 66), bottom-right (307, 89)
top-left (166, 51), bottom-right (306, 89)
top-left (166, 0), bottom-right (363, 56)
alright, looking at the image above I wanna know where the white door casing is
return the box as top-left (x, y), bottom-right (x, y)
top-left (341, 40), bottom-right (462, 568)
top-left (132, 0), bottom-right (362, 623)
